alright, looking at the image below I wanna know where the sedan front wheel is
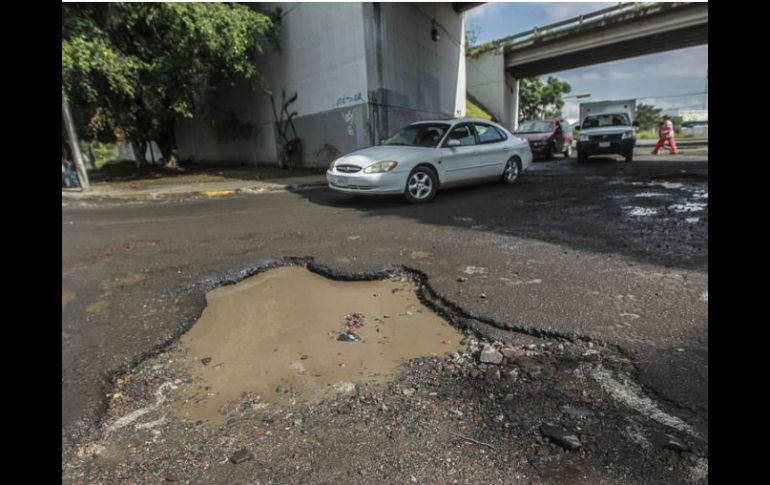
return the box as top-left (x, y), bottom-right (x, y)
top-left (404, 167), bottom-right (438, 204)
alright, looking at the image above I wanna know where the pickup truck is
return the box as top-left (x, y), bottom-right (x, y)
top-left (576, 99), bottom-right (637, 163)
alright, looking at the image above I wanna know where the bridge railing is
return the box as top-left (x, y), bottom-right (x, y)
top-left (492, 2), bottom-right (687, 50)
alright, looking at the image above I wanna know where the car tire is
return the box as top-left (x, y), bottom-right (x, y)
top-left (404, 166), bottom-right (438, 204)
top-left (577, 151), bottom-right (588, 163)
top-left (563, 144), bottom-right (572, 158)
top-left (624, 150), bottom-right (633, 163)
top-left (501, 157), bottom-right (522, 185)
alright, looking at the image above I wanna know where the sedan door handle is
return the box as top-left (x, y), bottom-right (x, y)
top-left (503, 147), bottom-right (512, 151)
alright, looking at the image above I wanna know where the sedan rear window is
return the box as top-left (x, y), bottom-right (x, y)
top-left (475, 123), bottom-right (505, 143)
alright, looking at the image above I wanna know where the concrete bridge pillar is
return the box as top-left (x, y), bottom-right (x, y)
top-left (467, 49), bottom-right (519, 132)
top-left (511, 77), bottom-right (520, 131)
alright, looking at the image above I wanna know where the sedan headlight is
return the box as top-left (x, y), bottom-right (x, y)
top-left (622, 130), bottom-right (635, 139)
top-left (578, 134), bottom-right (589, 142)
top-left (363, 161), bottom-right (399, 173)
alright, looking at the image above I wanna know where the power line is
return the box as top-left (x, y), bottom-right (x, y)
top-left (637, 91), bottom-right (708, 100)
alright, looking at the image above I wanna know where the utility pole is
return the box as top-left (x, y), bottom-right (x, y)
top-left (62, 87), bottom-right (90, 190)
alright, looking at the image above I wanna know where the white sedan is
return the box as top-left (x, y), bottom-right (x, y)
top-left (326, 118), bottom-right (532, 203)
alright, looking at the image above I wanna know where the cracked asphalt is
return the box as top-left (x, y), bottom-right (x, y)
top-left (62, 148), bottom-right (707, 483)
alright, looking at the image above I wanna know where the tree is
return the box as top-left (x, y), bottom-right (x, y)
top-left (635, 103), bottom-right (662, 131)
top-left (519, 76), bottom-right (571, 121)
top-left (62, 3), bottom-right (280, 168)
top-left (466, 25), bottom-right (481, 48)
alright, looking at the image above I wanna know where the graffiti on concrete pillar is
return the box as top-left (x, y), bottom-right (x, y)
top-left (342, 110), bottom-right (356, 137)
top-left (336, 92), bottom-right (364, 107)
top-left (270, 89), bottom-right (302, 169)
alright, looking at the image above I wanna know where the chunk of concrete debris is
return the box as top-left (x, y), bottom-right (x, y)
top-left (332, 382), bottom-right (356, 394)
top-left (560, 405), bottom-right (595, 419)
top-left (500, 347), bottom-right (525, 362)
top-left (650, 431), bottom-right (690, 452)
top-left (540, 423), bottom-right (582, 450)
top-left (337, 333), bottom-right (361, 342)
top-left (479, 346), bottom-right (504, 365)
top-left (229, 449), bottom-right (254, 464)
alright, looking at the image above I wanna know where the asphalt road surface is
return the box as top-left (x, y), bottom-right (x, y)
top-left (62, 149), bottom-right (708, 483)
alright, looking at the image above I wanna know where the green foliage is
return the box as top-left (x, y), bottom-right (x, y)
top-left (465, 25), bottom-right (481, 49)
top-left (635, 103), bottom-right (662, 131)
top-left (466, 95), bottom-right (492, 120)
top-left (211, 112), bottom-right (255, 142)
top-left (62, 3), bottom-right (280, 156)
top-left (519, 77), bottom-right (571, 121)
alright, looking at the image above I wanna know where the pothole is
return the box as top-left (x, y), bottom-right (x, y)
top-left (168, 266), bottom-right (463, 424)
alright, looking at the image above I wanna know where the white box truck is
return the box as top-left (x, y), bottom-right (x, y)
top-left (576, 99), bottom-right (637, 162)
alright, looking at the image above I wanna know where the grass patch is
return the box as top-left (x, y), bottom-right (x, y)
top-left (466, 95), bottom-right (492, 120)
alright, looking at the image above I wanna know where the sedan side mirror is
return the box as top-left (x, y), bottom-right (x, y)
top-left (446, 139), bottom-right (461, 147)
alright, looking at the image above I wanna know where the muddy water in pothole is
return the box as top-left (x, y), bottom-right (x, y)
top-left (172, 266), bottom-right (463, 424)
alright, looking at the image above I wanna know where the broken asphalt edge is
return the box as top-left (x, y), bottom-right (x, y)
top-left (80, 256), bottom-right (702, 445)
top-left (61, 181), bottom-right (328, 201)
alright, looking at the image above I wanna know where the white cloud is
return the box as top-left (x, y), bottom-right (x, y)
top-left (542, 3), bottom-right (616, 23)
top-left (465, 3), bottom-right (503, 20)
top-left (608, 70), bottom-right (636, 81)
top-left (643, 47), bottom-right (708, 79)
top-left (561, 71), bottom-right (601, 83)
top-left (563, 101), bottom-right (580, 120)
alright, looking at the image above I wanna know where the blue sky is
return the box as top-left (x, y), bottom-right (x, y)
top-left (465, 2), bottom-right (708, 121)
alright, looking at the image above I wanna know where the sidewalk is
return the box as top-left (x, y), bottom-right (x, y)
top-left (62, 173), bottom-right (328, 201)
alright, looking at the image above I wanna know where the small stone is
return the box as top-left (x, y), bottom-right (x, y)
top-left (500, 348), bottom-right (524, 361)
top-left (229, 449), bottom-right (254, 464)
top-left (503, 393), bottom-right (514, 401)
top-left (300, 355), bottom-right (309, 360)
top-left (456, 277), bottom-right (468, 282)
top-left (332, 381), bottom-right (356, 394)
top-left (480, 346), bottom-right (504, 365)
top-left (166, 476), bottom-right (180, 482)
top-left (560, 405), bottom-right (595, 419)
top-left (201, 357), bottom-right (212, 366)
top-left (338, 333), bottom-right (361, 342)
top-left (540, 423), bottom-right (582, 450)
top-left (479, 293), bottom-right (487, 299)
top-left (402, 387), bottom-right (416, 396)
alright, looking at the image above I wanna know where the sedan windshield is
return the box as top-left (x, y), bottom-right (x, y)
top-left (382, 123), bottom-right (450, 147)
top-left (582, 113), bottom-right (631, 129)
top-left (517, 121), bottom-right (553, 133)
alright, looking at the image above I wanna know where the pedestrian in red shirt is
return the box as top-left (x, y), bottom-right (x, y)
top-left (651, 115), bottom-right (679, 155)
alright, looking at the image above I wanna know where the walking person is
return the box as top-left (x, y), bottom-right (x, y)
top-left (651, 115), bottom-right (679, 155)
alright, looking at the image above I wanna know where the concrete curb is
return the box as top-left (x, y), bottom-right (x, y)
top-left (62, 181), bottom-right (327, 201)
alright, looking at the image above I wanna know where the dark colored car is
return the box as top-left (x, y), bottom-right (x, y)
top-left (514, 119), bottom-right (573, 159)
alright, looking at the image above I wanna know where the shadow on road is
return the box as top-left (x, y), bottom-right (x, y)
top-left (292, 157), bottom-right (708, 271)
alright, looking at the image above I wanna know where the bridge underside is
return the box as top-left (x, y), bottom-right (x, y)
top-left (505, 23), bottom-right (708, 78)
